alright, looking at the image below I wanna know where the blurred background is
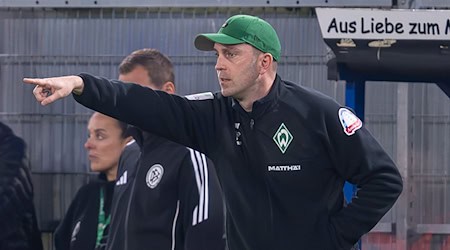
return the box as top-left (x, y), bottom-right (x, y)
top-left (0, 0), bottom-right (449, 249)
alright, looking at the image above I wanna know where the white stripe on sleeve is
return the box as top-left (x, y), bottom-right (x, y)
top-left (188, 148), bottom-right (209, 226)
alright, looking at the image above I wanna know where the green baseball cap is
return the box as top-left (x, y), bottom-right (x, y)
top-left (194, 14), bottom-right (281, 61)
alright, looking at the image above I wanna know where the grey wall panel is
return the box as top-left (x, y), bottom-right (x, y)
top-left (363, 82), bottom-right (399, 247)
top-left (172, 56), bottom-right (219, 95)
top-left (410, 83), bottom-right (450, 228)
top-left (0, 0), bottom-right (393, 7)
top-left (365, 82), bottom-right (398, 160)
top-left (415, 0), bottom-right (450, 8)
top-left (1, 9), bottom-right (325, 56)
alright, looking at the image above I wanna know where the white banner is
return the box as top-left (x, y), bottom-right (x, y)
top-left (316, 8), bottom-right (450, 40)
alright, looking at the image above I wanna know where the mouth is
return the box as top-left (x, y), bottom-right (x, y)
top-left (219, 77), bottom-right (231, 84)
top-left (88, 154), bottom-right (98, 161)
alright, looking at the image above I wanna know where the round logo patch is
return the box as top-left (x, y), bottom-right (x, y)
top-left (146, 164), bottom-right (164, 189)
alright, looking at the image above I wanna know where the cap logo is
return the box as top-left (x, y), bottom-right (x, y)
top-left (146, 164), bottom-right (164, 189)
top-left (273, 123), bottom-right (293, 154)
top-left (221, 21), bottom-right (229, 28)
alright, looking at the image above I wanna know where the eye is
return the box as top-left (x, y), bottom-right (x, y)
top-left (95, 133), bottom-right (105, 140)
top-left (225, 51), bottom-right (236, 58)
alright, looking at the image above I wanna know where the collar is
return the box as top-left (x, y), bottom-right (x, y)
top-left (127, 126), bottom-right (143, 147)
top-left (98, 172), bottom-right (108, 181)
top-left (231, 74), bottom-right (282, 119)
top-left (126, 126), bottom-right (168, 151)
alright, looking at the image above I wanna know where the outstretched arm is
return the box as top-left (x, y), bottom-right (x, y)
top-left (23, 75), bottom-right (84, 106)
top-left (25, 73), bottom-right (219, 155)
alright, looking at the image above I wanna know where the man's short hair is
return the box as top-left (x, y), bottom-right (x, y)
top-left (119, 48), bottom-right (175, 89)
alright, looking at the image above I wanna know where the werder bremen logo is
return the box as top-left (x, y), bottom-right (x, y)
top-left (273, 123), bottom-right (293, 154)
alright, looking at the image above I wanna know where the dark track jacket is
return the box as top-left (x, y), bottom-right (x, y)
top-left (106, 127), bottom-right (225, 250)
top-left (0, 122), bottom-right (43, 250)
top-left (74, 73), bottom-right (403, 250)
top-left (54, 175), bottom-right (115, 250)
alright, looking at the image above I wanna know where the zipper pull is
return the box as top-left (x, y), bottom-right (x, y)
top-left (250, 119), bottom-right (255, 130)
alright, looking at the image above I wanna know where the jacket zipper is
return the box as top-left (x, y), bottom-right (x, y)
top-left (124, 154), bottom-right (141, 250)
top-left (248, 117), bottom-right (274, 248)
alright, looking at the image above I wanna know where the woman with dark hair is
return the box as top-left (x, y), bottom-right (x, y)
top-left (54, 112), bottom-right (131, 250)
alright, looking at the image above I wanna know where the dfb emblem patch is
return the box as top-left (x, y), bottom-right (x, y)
top-left (338, 108), bottom-right (362, 136)
top-left (146, 164), bottom-right (164, 189)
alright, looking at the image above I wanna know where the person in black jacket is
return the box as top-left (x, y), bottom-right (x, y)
top-left (26, 14), bottom-right (403, 250)
top-left (54, 112), bottom-right (132, 250)
top-left (106, 48), bottom-right (225, 250)
top-left (0, 121), bottom-right (43, 250)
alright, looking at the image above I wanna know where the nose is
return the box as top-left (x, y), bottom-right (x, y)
top-left (84, 137), bottom-right (94, 150)
top-left (215, 54), bottom-right (225, 71)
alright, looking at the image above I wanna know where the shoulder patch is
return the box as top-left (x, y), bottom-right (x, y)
top-left (185, 92), bottom-right (214, 101)
top-left (338, 108), bottom-right (362, 136)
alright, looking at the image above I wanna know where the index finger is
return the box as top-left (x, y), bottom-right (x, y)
top-left (23, 78), bottom-right (48, 87)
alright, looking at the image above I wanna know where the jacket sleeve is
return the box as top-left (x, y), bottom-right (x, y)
top-left (178, 149), bottom-right (200, 235)
top-left (74, 73), bottom-right (217, 155)
top-left (178, 149), bottom-right (226, 250)
top-left (322, 104), bottom-right (403, 249)
top-left (0, 126), bottom-right (33, 241)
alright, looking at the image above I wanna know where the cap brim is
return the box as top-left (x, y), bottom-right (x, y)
top-left (194, 33), bottom-right (244, 51)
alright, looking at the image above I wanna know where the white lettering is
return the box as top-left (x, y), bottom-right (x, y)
top-left (268, 165), bottom-right (302, 172)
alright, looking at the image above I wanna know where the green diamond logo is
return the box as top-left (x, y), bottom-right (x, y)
top-left (273, 123), bottom-right (293, 154)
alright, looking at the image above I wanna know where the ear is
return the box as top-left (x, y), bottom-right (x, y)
top-left (162, 82), bottom-right (175, 94)
top-left (259, 53), bottom-right (273, 74)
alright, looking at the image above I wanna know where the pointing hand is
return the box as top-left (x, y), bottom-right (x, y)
top-left (23, 75), bottom-right (84, 106)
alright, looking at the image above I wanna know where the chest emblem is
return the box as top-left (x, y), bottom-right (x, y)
top-left (273, 123), bottom-right (293, 154)
top-left (146, 164), bottom-right (164, 189)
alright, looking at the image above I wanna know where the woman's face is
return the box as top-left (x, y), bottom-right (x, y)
top-left (84, 112), bottom-right (129, 178)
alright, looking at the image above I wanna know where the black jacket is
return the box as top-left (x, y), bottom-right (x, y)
top-left (0, 122), bottom-right (43, 250)
top-left (54, 175), bottom-right (115, 250)
top-left (106, 127), bottom-right (225, 250)
top-left (75, 73), bottom-right (403, 250)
